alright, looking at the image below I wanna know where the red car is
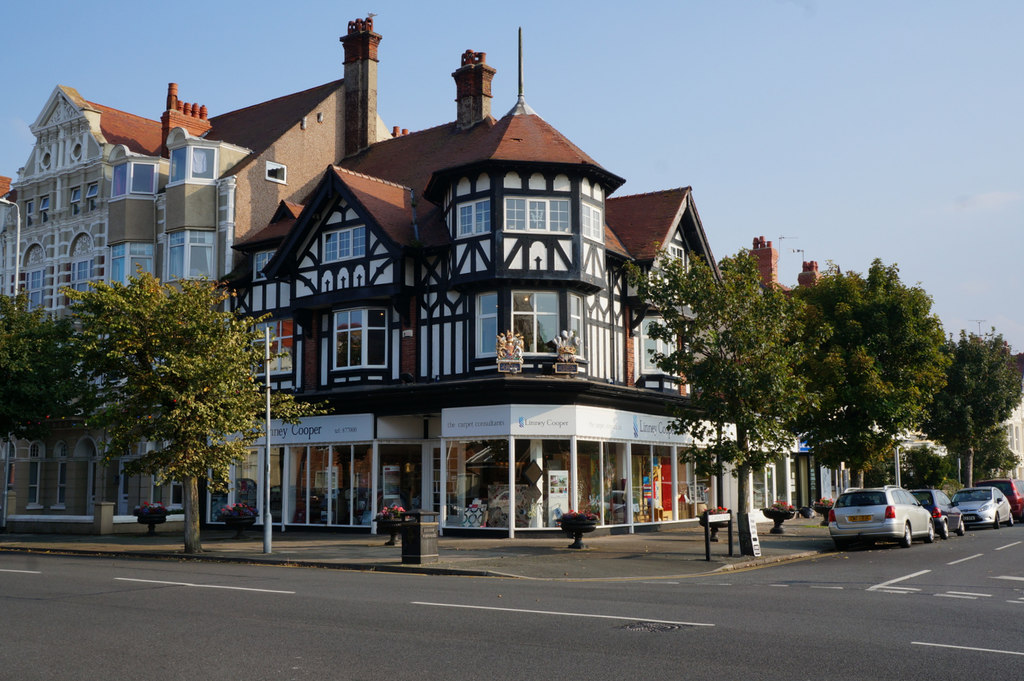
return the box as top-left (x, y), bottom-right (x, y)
top-left (976, 479), bottom-right (1024, 522)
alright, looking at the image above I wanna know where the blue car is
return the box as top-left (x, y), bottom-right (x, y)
top-left (912, 488), bottom-right (964, 539)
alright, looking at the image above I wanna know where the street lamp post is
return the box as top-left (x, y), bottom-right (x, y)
top-left (0, 196), bottom-right (21, 297)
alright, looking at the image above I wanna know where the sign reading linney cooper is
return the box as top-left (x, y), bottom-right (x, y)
top-left (251, 414), bottom-right (374, 446)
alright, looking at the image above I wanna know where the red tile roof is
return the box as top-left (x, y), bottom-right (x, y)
top-left (235, 201), bottom-right (305, 250)
top-left (85, 102), bottom-right (163, 156)
top-left (206, 79), bottom-right (344, 175)
top-left (606, 188), bottom-right (692, 261)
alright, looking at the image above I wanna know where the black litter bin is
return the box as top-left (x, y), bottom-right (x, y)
top-left (400, 510), bottom-right (439, 564)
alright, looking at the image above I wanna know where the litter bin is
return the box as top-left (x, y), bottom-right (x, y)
top-left (400, 509), bottom-right (439, 564)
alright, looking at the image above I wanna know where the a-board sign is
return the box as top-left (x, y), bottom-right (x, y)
top-left (738, 512), bottom-right (761, 557)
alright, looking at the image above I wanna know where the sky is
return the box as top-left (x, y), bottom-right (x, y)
top-left (2, 1), bottom-right (1021, 350)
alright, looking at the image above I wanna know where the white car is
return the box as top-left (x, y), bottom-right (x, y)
top-left (829, 486), bottom-right (934, 549)
top-left (951, 487), bottom-right (1013, 529)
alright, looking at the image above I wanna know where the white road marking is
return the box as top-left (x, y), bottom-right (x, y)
top-left (936, 594), bottom-right (977, 599)
top-left (946, 591), bottom-right (991, 597)
top-left (947, 554), bottom-right (984, 565)
top-left (811, 586), bottom-right (844, 590)
top-left (0, 568), bottom-right (41, 574)
top-left (115, 578), bottom-right (294, 594)
top-left (1007, 600), bottom-right (1024, 604)
top-left (412, 602), bottom-right (714, 627)
top-left (867, 570), bottom-right (930, 592)
top-left (912, 642), bottom-right (1024, 657)
top-left (994, 541), bottom-right (1021, 551)
top-left (992, 575), bottom-right (1024, 582)
top-left (770, 584), bottom-right (790, 587)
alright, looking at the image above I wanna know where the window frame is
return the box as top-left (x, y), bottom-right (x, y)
top-left (257, 319), bottom-right (294, 374)
top-left (333, 308), bottom-right (388, 370)
top-left (266, 161), bottom-right (287, 184)
top-left (170, 146), bottom-right (217, 185)
top-left (85, 183), bottom-right (99, 211)
top-left (253, 250), bottom-right (273, 281)
top-left (639, 316), bottom-right (674, 375)
top-left (39, 195), bottom-right (50, 223)
top-left (476, 292), bottom-right (498, 357)
top-left (504, 197), bottom-right (571, 233)
top-left (512, 291), bottom-right (559, 353)
top-left (112, 162), bottom-right (157, 198)
top-left (110, 242), bottom-right (154, 284)
top-left (323, 226), bottom-right (366, 263)
top-left (69, 186), bottom-right (82, 215)
top-left (70, 258), bottom-right (93, 291)
top-left (26, 269), bottom-right (44, 309)
top-left (167, 230), bottom-right (215, 280)
top-left (581, 202), bottom-right (604, 242)
top-left (456, 199), bottom-right (491, 237)
top-left (27, 442), bottom-right (42, 507)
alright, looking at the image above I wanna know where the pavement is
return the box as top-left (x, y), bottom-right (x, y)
top-left (0, 517), bottom-right (836, 580)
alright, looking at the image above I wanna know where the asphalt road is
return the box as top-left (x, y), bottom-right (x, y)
top-left (2, 526), bottom-right (1022, 680)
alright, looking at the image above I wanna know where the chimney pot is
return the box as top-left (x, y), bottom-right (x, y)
top-left (401, 128), bottom-right (408, 136)
top-left (392, 126), bottom-right (400, 137)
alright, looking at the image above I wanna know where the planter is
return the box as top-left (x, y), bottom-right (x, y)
top-left (136, 513), bottom-right (167, 536)
top-left (812, 504), bottom-right (832, 526)
top-left (698, 515), bottom-right (729, 542)
top-left (376, 518), bottom-right (405, 546)
top-left (219, 515), bottom-right (256, 539)
top-left (762, 508), bottom-right (796, 534)
top-left (558, 518), bottom-right (598, 549)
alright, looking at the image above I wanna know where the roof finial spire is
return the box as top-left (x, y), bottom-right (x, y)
top-left (508, 26), bottom-right (536, 116)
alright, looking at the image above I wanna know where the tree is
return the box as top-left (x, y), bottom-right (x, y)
top-left (69, 273), bottom-right (319, 553)
top-left (0, 292), bottom-right (87, 446)
top-left (629, 249), bottom-right (806, 514)
top-left (923, 331), bottom-right (1022, 486)
top-left (899, 445), bottom-right (953, 489)
top-left (793, 259), bottom-right (949, 485)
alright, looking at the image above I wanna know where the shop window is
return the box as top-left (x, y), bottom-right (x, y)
top-left (444, 439), bottom-right (509, 529)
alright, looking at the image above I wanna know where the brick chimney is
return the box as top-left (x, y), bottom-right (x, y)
top-left (340, 16), bottom-right (382, 157)
top-left (797, 260), bottom-right (820, 287)
top-left (452, 50), bottom-right (496, 130)
top-left (160, 83), bottom-right (212, 156)
top-left (751, 236), bottom-right (778, 285)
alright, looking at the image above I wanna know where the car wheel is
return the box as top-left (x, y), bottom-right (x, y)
top-left (994, 514), bottom-right (1001, 529)
top-left (924, 520), bottom-right (935, 544)
top-left (899, 522), bottom-right (912, 548)
top-left (1008, 513), bottom-right (1014, 528)
top-left (955, 517), bottom-right (965, 536)
top-left (937, 518), bottom-right (949, 540)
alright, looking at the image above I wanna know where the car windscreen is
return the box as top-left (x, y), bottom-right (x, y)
top-left (836, 492), bottom-right (886, 507)
top-left (911, 491), bottom-right (932, 505)
top-left (953, 490), bottom-right (991, 503)
top-left (980, 481), bottom-right (1012, 495)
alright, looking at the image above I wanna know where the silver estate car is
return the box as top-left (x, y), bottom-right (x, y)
top-left (952, 487), bottom-right (1014, 529)
top-left (829, 486), bottom-right (934, 549)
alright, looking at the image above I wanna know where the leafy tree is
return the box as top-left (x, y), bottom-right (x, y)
top-left (899, 445), bottom-right (953, 489)
top-left (923, 331), bottom-right (1021, 487)
top-left (69, 273), bottom-right (319, 553)
top-left (793, 260), bottom-right (949, 485)
top-left (629, 250), bottom-right (806, 515)
top-left (0, 292), bottom-right (87, 448)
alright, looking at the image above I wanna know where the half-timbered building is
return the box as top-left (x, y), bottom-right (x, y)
top-left (227, 18), bottom-right (733, 535)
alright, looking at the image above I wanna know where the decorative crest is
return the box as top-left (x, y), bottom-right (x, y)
top-left (553, 330), bottom-right (581, 375)
top-left (496, 330), bottom-right (524, 373)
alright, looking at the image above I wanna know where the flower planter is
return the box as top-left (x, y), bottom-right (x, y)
top-left (698, 515), bottom-right (729, 542)
top-left (376, 518), bottom-right (405, 546)
top-left (812, 504), bottom-right (832, 526)
top-left (136, 513), bottom-right (167, 536)
top-left (558, 518), bottom-right (598, 549)
top-left (220, 515), bottom-right (256, 539)
top-left (762, 508), bottom-right (796, 534)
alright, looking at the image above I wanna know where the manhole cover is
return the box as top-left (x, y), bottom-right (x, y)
top-left (620, 622), bottom-right (680, 632)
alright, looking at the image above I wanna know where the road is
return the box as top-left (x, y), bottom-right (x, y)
top-left (1, 527), bottom-right (1021, 680)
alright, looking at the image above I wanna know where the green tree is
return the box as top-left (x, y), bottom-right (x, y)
top-left (69, 273), bottom-right (319, 553)
top-left (629, 250), bottom-right (806, 515)
top-left (794, 260), bottom-right (949, 485)
top-left (0, 292), bottom-right (87, 447)
top-left (922, 331), bottom-right (1021, 487)
top-left (899, 445), bottom-right (953, 489)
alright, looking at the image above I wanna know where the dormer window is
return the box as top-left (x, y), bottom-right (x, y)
top-left (253, 250), bottom-right (273, 281)
top-left (323, 226), bottom-right (365, 262)
top-left (266, 161), bottom-right (287, 184)
top-left (504, 197), bottom-right (570, 232)
top-left (112, 162), bottom-right (155, 197)
top-left (170, 147), bottom-right (216, 184)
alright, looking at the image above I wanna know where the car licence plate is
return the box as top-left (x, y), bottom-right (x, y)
top-left (963, 514), bottom-right (978, 521)
top-left (848, 515), bottom-right (872, 522)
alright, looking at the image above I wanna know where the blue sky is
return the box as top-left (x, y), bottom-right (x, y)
top-left (3, 1), bottom-right (1022, 349)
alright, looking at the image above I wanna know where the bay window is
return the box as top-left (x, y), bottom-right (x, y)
top-left (112, 162), bottom-right (156, 197)
top-left (457, 199), bottom-right (490, 236)
top-left (504, 197), bottom-right (570, 232)
top-left (512, 291), bottom-right (558, 353)
top-left (334, 308), bottom-right (387, 368)
top-left (110, 242), bottom-right (154, 283)
top-left (170, 146), bottom-right (217, 184)
top-left (581, 203), bottom-right (603, 241)
top-left (168, 230), bottom-right (214, 279)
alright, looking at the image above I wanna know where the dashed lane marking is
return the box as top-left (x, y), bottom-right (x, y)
top-left (412, 602), bottom-right (715, 627)
top-left (994, 541), bottom-right (1021, 551)
top-left (867, 570), bottom-right (930, 592)
top-left (948, 554), bottom-right (983, 565)
top-left (912, 642), bottom-right (1024, 657)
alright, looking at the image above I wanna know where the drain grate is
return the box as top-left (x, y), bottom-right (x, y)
top-left (620, 621), bottom-right (680, 632)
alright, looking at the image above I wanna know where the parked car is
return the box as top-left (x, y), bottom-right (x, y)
top-left (952, 487), bottom-right (1013, 529)
top-left (975, 478), bottom-right (1024, 522)
top-left (829, 486), bottom-right (934, 549)
top-left (911, 488), bottom-right (964, 539)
